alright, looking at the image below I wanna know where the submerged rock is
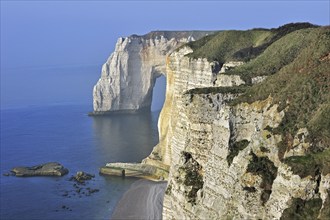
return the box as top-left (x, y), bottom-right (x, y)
top-left (11, 162), bottom-right (68, 177)
top-left (69, 171), bottom-right (95, 184)
top-left (2, 172), bottom-right (12, 177)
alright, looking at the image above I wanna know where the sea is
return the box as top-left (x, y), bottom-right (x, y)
top-left (0, 104), bottom-right (160, 220)
top-left (0, 105), bottom-right (159, 219)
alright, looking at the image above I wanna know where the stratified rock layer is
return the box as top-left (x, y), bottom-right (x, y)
top-left (157, 47), bottom-right (329, 219)
top-left (143, 47), bottom-right (245, 167)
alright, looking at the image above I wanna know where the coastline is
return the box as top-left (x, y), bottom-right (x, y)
top-left (111, 179), bottom-right (167, 220)
top-left (88, 107), bottom-right (151, 116)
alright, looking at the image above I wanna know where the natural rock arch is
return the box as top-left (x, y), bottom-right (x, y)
top-left (92, 35), bottom-right (172, 113)
top-left (92, 31), bottom-right (214, 113)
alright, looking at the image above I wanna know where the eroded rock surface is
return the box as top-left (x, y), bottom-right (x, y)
top-left (12, 162), bottom-right (68, 177)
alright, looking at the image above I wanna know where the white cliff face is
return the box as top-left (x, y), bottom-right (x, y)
top-left (142, 47), bottom-right (244, 166)
top-left (93, 32), bottom-right (214, 112)
top-left (93, 36), bottom-right (179, 112)
top-left (140, 47), bottom-right (329, 219)
top-left (162, 91), bottom-right (329, 219)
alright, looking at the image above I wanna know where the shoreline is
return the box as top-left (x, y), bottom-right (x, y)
top-left (88, 107), bottom-right (151, 116)
top-left (111, 179), bottom-right (167, 220)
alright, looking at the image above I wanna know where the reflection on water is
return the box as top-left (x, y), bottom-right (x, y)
top-left (92, 111), bottom-right (160, 163)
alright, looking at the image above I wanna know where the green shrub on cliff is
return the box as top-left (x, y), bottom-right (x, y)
top-left (280, 198), bottom-right (323, 220)
top-left (247, 153), bottom-right (278, 205)
top-left (185, 29), bottom-right (273, 63)
top-left (185, 22), bottom-right (317, 65)
top-left (283, 148), bottom-right (330, 178)
top-left (184, 84), bottom-right (247, 95)
top-left (233, 26), bottom-right (330, 149)
top-left (225, 27), bottom-right (320, 83)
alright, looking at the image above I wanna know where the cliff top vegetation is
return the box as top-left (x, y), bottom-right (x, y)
top-left (185, 22), bottom-right (318, 63)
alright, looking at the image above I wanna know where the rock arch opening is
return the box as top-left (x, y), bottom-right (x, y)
top-left (151, 75), bottom-right (166, 112)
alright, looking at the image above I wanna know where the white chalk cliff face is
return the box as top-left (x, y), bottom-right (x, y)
top-left (93, 32), bottom-right (212, 112)
top-left (93, 31), bottom-right (330, 219)
top-left (142, 47), bottom-right (245, 167)
top-left (156, 48), bottom-right (329, 219)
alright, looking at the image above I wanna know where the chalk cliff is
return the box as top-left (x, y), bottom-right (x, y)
top-left (162, 85), bottom-right (329, 219)
top-left (92, 31), bottom-right (214, 113)
top-left (95, 23), bottom-right (330, 219)
top-left (160, 24), bottom-right (330, 219)
top-left (142, 47), bottom-right (245, 167)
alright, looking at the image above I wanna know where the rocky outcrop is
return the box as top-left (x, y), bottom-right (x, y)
top-left (12, 162), bottom-right (69, 177)
top-left (69, 171), bottom-right (95, 184)
top-left (97, 25), bottom-right (330, 219)
top-left (92, 31), bottom-right (214, 113)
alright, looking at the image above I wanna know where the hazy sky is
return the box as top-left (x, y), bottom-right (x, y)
top-left (1, 1), bottom-right (329, 108)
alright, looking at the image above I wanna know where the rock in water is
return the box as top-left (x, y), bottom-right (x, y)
top-left (70, 171), bottom-right (95, 184)
top-left (11, 162), bottom-right (69, 177)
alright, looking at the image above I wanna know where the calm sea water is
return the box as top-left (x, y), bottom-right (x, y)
top-left (0, 104), bottom-right (160, 220)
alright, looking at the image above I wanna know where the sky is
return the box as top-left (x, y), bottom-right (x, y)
top-left (1, 1), bottom-right (329, 109)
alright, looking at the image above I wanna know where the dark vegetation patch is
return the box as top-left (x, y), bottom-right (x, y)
top-left (283, 148), bottom-right (330, 178)
top-left (243, 186), bottom-right (257, 193)
top-left (165, 182), bottom-right (172, 195)
top-left (178, 152), bottom-right (204, 205)
top-left (260, 146), bottom-right (270, 153)
top-left (264, 126), bottom-right (274, 132)
top-left (184, 85), bottom-right (247, 95)
top-left (280, 198), bottom-right (323, 220)
top-left (227, 140), bottom-right (250, 165)
top-left (247, 152), bottom-right (278, 205)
